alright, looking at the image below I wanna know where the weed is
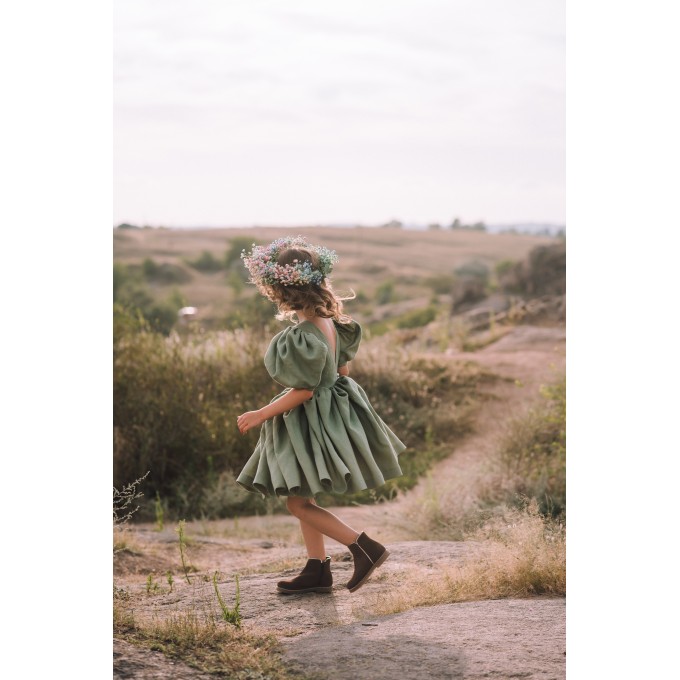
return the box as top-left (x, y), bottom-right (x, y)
top-left (113, 471), bottom-right (150, 529)
top-left (176, 520), bottom-right (192, 584)
top-left (213, 572), bottom-right (242, 627)
top-left (146, 573), bottom-right (160, 595)
top-left (154, 492), bottom-right (164, 532)
top-left (166, 571), bottom-right (174, 593)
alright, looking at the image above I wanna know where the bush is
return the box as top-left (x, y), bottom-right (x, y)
top-left (187, 250), bottom-right (224, 273)
top-left (375, 279), bottom-right (396, 305)
top-left (114, 305), bottom-right (277, 518)
top-left (497, 242), bottom-right (566, 296)
top-left (113, 266), bottom-right (186, 335)
top-left (225, 236), bottom-right (257, 270)
top-left (451, 260), bottom-right (490, 312)
top-left (223, 238), bottom-right (256, 296)
top-left (142, 258), bottom-right (192, 285)
top-left (424, 273), bottom-right (456, 295)
top-left (494, 259), bottom-right (516, 279)
top-left (222, 293), bottom-right (279, 332)
top-left (396, 305), bottom-right (437, 329)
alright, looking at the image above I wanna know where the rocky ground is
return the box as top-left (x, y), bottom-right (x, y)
top-left (114, 323), bottom-right (566, 679)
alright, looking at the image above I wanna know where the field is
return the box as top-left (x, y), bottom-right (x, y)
top-left (113, 225), bottom-right (557, 332)
top-left (113, 225), bottom-right (566, 679)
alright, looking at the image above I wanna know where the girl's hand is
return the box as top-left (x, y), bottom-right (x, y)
top-left (237, 410), bottom-right (264, 435)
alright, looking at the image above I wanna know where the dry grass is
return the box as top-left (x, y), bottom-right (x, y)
top-left (401, 376), bottom-right (566, 540)
top-left (113, 527), bottom-right (145, 556)
top-left (237, 556), bottom-right (308, 576)
top-left (192, 514), bottom-right (304, 544)
top-left (114, 602), bottom-right (304, 679)
top-left (369, 501), bottom-right (565, 616)
top-left (114, 225), bottom-right (554, 326)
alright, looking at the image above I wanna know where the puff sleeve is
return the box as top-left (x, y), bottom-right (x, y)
top-left (264, 326), bottom-right (328, 390)
top-left (336, 320), bottom-right (362, 367)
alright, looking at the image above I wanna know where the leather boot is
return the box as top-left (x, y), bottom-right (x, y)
top-left (277, 556), bottom-right (333, 594)
top-left (346, 531), bottom-right (390, 592)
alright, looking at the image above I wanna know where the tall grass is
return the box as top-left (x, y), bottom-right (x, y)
top-left (370, 500), bottom-right (565, 616)
top-left (497, 378), bottom-right (566, 517)
top-left (406, 376), bottom-right (566, 540)
top-left (114, 304), bottom-right (498, 519)
top-left (114, 304), bottom-right (275, 518)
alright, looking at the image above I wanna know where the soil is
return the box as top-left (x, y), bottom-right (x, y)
top-left (114, 323), bottom-right (566, 679)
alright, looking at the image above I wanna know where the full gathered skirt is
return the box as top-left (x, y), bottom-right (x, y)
top-left (236, 376), bottom-right (406, 497)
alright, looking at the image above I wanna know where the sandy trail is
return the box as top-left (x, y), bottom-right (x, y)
top-left (114, 324), bottom-right (566, 679)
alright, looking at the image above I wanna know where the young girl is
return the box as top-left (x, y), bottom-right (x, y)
top-left (236, 235), bottom-right (406, 594)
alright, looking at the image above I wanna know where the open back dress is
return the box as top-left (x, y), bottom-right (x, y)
top-left (236, 319), bottom-right (406, 498)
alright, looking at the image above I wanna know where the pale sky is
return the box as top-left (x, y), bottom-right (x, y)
top-left (114, 0), bottom-right (565, 228)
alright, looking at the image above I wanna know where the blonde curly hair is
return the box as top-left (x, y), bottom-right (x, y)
top-left (254, 246), bottom-right (356, 323)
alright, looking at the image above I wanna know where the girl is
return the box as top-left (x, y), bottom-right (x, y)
top-left (236, 235), bottom-right (406, 594)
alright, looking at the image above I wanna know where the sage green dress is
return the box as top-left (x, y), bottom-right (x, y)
top-left (236, 319), bottom-right (406, 498)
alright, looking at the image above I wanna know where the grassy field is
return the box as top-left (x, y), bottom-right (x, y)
top-left (113, 225), bottom-right (558, 332)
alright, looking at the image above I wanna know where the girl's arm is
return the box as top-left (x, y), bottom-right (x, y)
top-left (338, 363), bottom-right (350, 376)
top-left (237, 388), bottom-right (313, 435)
top-left (258, 388), bottom-right (313, 421)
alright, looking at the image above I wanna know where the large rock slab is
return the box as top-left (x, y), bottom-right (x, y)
top-left (281, 598), bottom-right (565, 680)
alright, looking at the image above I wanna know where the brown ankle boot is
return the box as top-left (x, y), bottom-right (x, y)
top-left (346, 531), bottom-right (390, 592)
top-left (277, 556), bottom-right (333, 594)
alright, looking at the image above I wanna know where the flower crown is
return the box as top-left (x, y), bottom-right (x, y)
top-left (240, 235), bottom-right (339, 287)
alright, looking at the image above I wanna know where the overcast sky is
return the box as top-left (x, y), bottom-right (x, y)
top-left (114, 0), bottom-right (565, 228)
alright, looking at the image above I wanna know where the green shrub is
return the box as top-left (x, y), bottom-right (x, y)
top-left (424, 273), bottom-right (456, 295)
top-left (396, 305), bottom-right (437, 329)
top-left (494, 259), bottom-right (516, 278)
top-left (454, 260), bottom-right (490, 284)
top-left (222, 293), bottom-right (278, 332)
top-left (225, 236), bottom-right (257, 270)
top-left (451, 260), bottom-right (491, 311)
top-left (142, 258), bottom-right (192, 285)
top-left (141, 299), bottom-right (183, 335)
top-left (113, 266), bottom-right (185, 335)
top-left (375, 279), bottom-right (396, 305)
top-left (114, 305), bottom-right (276, 518)
top-left (367, 304), bottom-right (438, 336)
top-left (497, 242), bottom-right (566, 296)
top-left (187, 250), bottom-right (224, 273)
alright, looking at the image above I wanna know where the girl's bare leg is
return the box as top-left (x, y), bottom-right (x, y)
top-left (287, 497), bottom-right (361, 549)
top-left (297, 499), bottom-right (326, 560)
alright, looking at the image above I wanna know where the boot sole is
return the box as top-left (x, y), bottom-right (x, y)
top-left (276, 585), bottom-right (333, 594)
top-left (347, 549), bottom-right (390, 593)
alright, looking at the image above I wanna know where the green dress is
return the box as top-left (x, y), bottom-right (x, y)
top-left (236, 319), bottom-right (406, 498)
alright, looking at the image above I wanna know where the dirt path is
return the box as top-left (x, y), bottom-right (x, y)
top-left (114, 324), bottom-right (566, 679)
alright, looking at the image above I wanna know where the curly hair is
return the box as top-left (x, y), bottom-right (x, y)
top-left (254, 246), bottom-right (356, 323)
